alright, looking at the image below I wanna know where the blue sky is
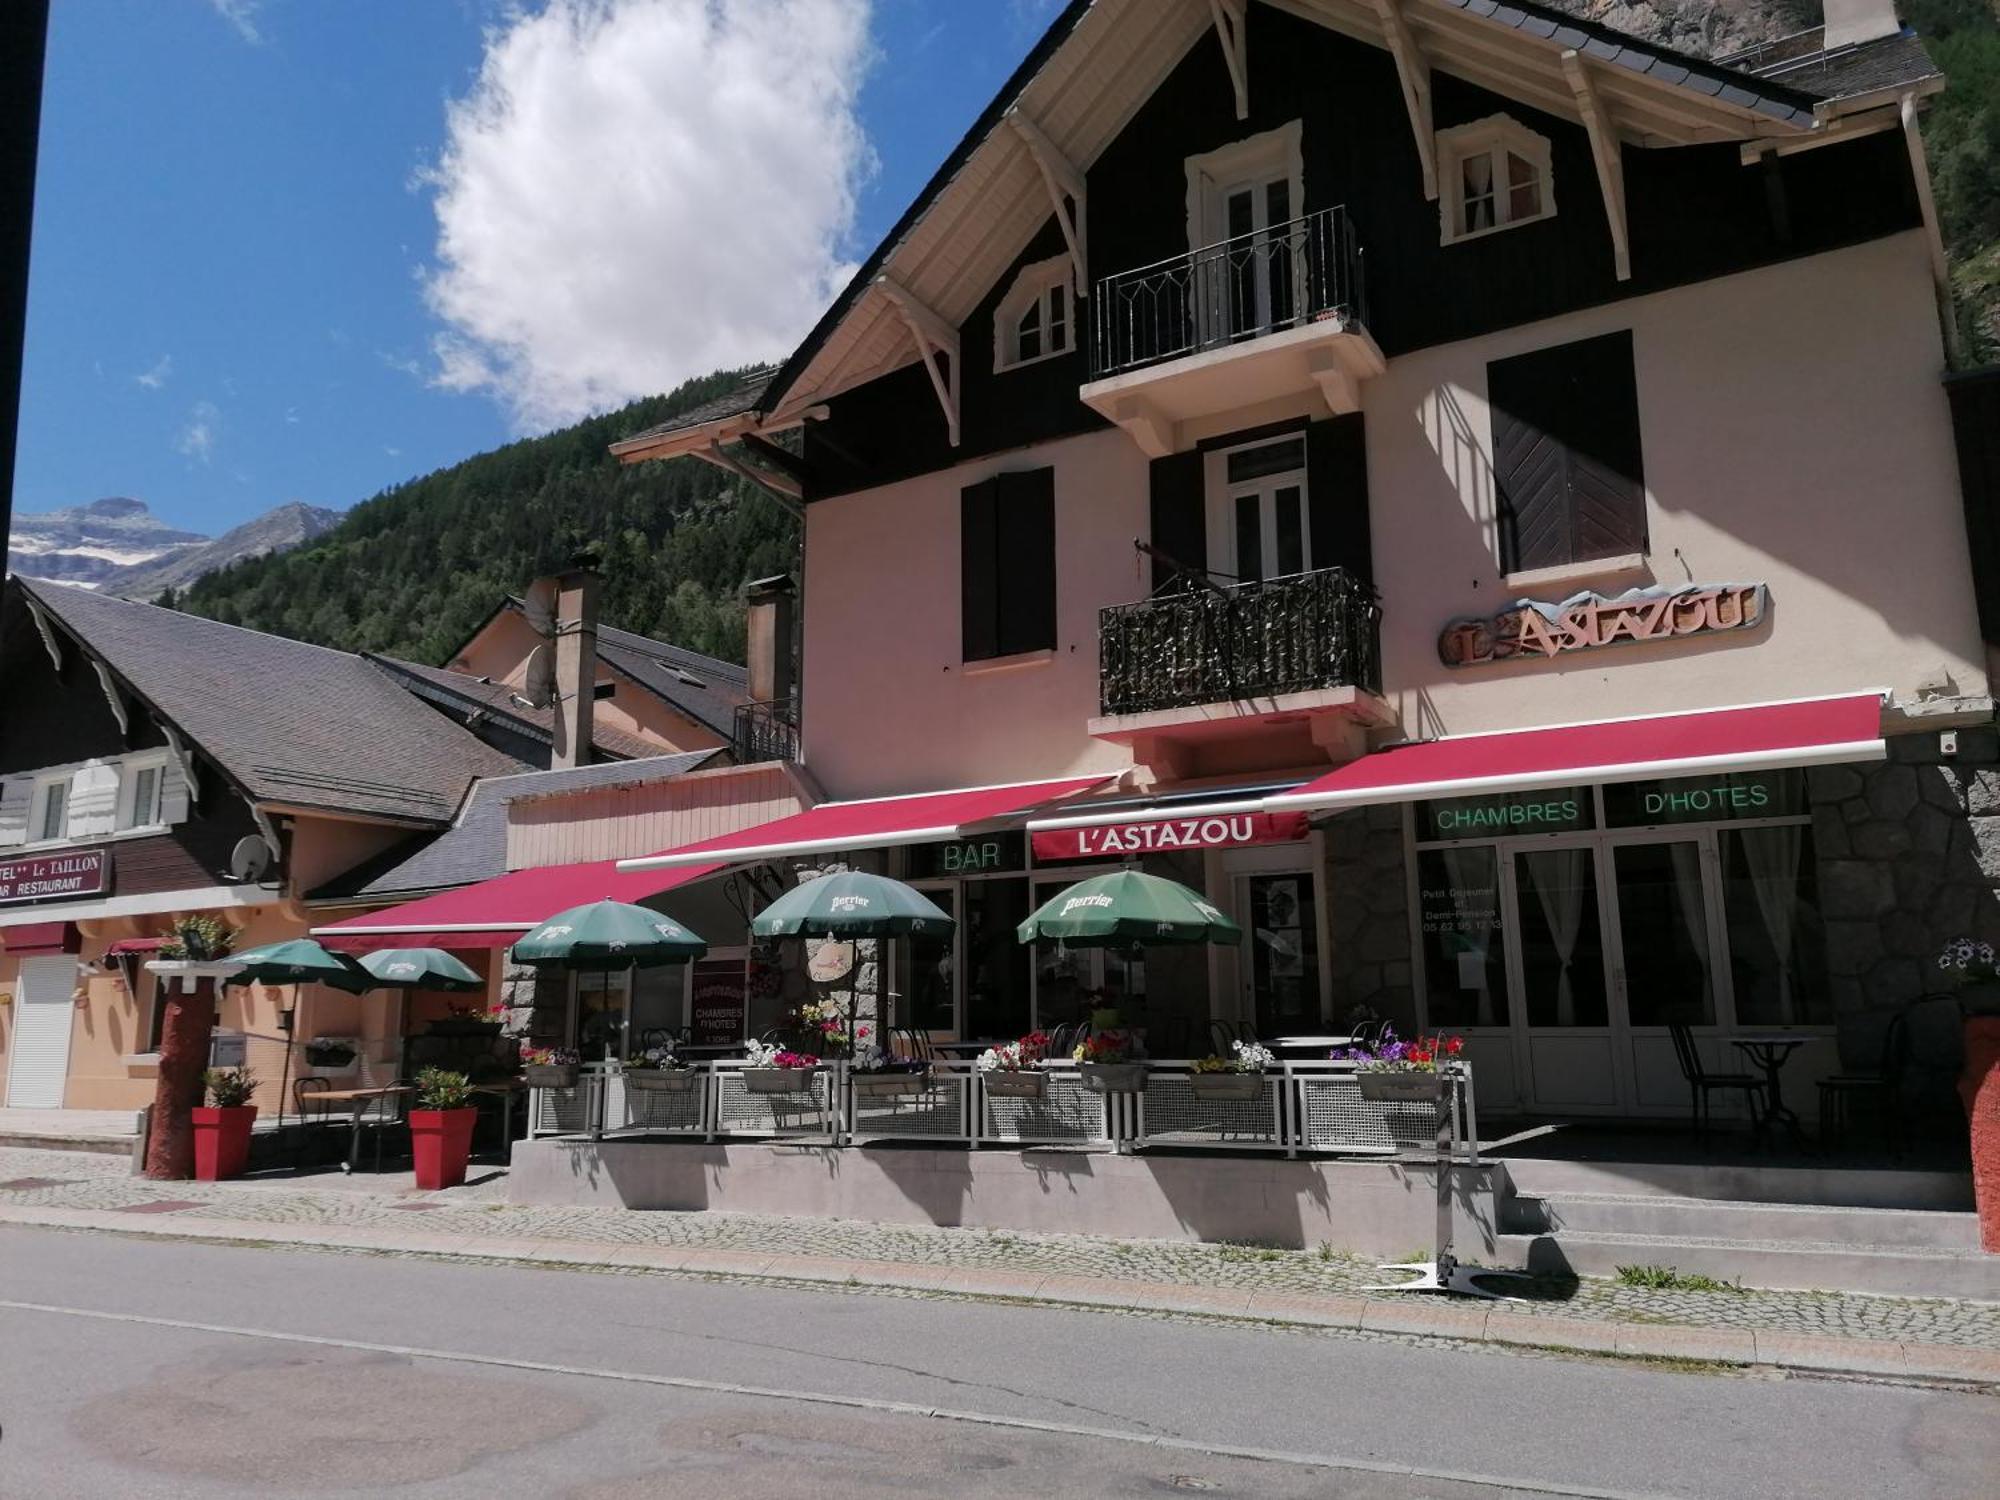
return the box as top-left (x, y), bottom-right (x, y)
top-left (13, 0), bottom-right (1061, 537)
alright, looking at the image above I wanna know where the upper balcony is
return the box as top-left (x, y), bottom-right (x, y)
top-left (1081, 205), bottom-right (1385, 458)
top-left (1091, 565), bottom-right (1390, 775)
top-left (731, 697), bottom-right (800, 764)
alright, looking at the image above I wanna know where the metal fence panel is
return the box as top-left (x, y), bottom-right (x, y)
top-left (1130, 1068), bottom-right (1287, 1153)
top-left (845, 1065), bottom-right (973, 1144)
top-left (975, 1066), bottom-right (1114, 1148)
top-left (712, 1064), bottom-right (838, 1141)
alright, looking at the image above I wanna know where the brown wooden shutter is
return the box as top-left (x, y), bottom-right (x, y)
top-left (960, 476), bottom-right (1000, 661)
top-left (1488, 330), bottom-right (1646, 574)
top-left (995, 467), bottom-right (1056, 656)
top-left (1147, 451), bottom-right (1205, 593)
top-left (1306, 413), bottom-right (1372, 583)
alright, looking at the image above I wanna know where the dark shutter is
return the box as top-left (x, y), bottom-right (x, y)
top-left (1488, 330), bottom-right (1646, 574)
top-left (1306, 414), bottom-right (1372, 583)
top-left (995, 467), bottom-right (1056, 656)
top-left (960, 476), bottom-right (1000, 662)
top-left (1147, 451), bottom-right (1205, 593)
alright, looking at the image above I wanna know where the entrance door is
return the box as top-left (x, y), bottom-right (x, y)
top-left (1194, 169), bottom-right (1297, 347)
top-left (1509, 843), bottom-right (1625, 1110)
top-left (7, 955), bottom-right (76, 1108)
top-left (1239, 870), bottom-right (1320, 1038)
top-left (1208, 436), bottom-right (1309, 585)
top-left (1606, 836), bottom-right (1726, 1112)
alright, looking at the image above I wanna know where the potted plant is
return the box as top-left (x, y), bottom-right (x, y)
top-left (158, 915), bottom-right (235, 963)
top-left (623, 1039), bottom-right (700, 1093)
top-left (409, 1066), bottom-right (477, 1190)
top-left (741, 1038), bottom-right (821, 1094)
top-left (192, 1067), bottom-right (257, 1181)
top-left (977, 1031), bottom-right (1050, 1098)
top-left (1339, 1026), bottom-right (1463, 1102)
top-left (1939, 938), bottom-right (2000, 1250)
top-left (1188, 1040), bottom-right (1275, 1101)
top-left (302, 1037), bottom-right (358, 1071)
top-left (1074, 1030), bottom-right (1146, 1094)
top-left (848, 1028), bottom-right (928, 1097)
top-left (519, 1045), bottom-right (580, 1089)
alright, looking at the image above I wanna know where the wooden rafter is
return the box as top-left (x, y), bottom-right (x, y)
top-left (1006, 110), bottom-right (1088, 294)
top-left (91, 659), bottom-right (129, 738)
top-left (693, 439), bottom-right (805, 519)
top-left (878, 275), bottom-right (962, 447)
top-left (162, 725), bottom-right (201, 808)
top-left (1373, 0), bottom-right (1436, 201)
top-left (22, 594), bottom-right (62, 671)
top-left (1208, 0), bottom-right (1248, 120)
top-left (1561, 50), bottom-right (1631, 282)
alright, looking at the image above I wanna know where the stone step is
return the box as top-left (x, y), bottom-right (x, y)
top-left (1498, 1155), bottom-right (1974, 1212)
top-left (1503, 1191), bottom-right (1983, 1251)
top-left (1497, 1228), bottom-right (2000, 1301)
top-left (0, 1131), bottom-right (135, 1158)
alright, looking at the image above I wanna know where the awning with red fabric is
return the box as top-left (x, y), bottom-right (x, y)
top-left (311, 857), bottom-right (727, 953)
top-left (1, 921), bottom-right (80, 956)
top-left (105, 937), bottom-right (166, 957)
top-left (618, 774), bottom-right (1117, 872)
top-left (1265, 693), bottom-right (1886, 814)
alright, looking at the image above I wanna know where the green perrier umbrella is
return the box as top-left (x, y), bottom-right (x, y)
top-left (511, 900), bottom-right (708, 969)
top-left (358, 947), bottom-right (486, 992)
top-left (749, 871), bottom-right (955, 940)
top-left (1017, 870), bottom-right (1243, 949)
top-left (224, 938), bottom-right (373, 994)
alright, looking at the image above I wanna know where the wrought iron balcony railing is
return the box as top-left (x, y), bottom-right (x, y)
top-left (1098, 566), bottom-right (1382, 718)
top-left (731, 697), bottom-right (799, 763)
top-left (1091, 205), bottom-right (1366, 380)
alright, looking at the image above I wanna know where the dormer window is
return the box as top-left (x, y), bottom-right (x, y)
top-left (995, 256), bottom-right (1075, 372)
top-left (1438, 116), bottom-right (1554, 244)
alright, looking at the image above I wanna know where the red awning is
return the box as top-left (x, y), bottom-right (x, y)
top-left (1266, 694), bottom-right (1886, 813)
top-left (311, 857), bottom-right (727, 953)
top-left (1, 921), bottom-right (80, 956)
top-left (619, 774), bottom-right (1116, 872)
top-left (106, 937), bottom-right (166, 957)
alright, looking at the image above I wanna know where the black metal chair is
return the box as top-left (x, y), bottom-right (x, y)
top-left (1667, 1020), bottom-right (1766, 1141)
top-left (1209, 1019), bottom-right (1246, 1055)
top-left (1819, 1006), bottom-right (1914, 1154)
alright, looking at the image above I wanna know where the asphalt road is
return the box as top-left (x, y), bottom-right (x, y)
top-left (0, 1226), bottom-right (1992, 1499)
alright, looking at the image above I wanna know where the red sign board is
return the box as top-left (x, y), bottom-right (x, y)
top-left (0, 848), bottom-right (110, 906)
top-left (1032, 811), bottom-right (1308, 862)
top-left (689, 956), bottom-right (748, 1047)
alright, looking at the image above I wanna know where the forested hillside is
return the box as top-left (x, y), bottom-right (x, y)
top-left (178, 368), bottom-right (796, 667)
top-left (1910, 0), bottom-right (2000, 361)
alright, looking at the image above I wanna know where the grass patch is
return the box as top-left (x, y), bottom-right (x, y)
top-left (1615, 1263), bottom-right (1743, 1294)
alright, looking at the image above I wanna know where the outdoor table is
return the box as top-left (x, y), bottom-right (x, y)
top-left (307, 1084), bottom-right (413, 1173)
top-left (929, 1040), bottom-right (1001, 1059)
top-left (1731, 1033), bottom-right (1818, 1144)
top-left (472, 1079), bottom-right (526, 1159)
top-left (1270, 1035), bottom-right (1355, 1056)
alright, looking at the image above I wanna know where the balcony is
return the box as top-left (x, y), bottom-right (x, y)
top-left (1082, 205), bottom-right (1385, 457)
top-left (730, 698), bottom-right (799, 764)
top-left (1092, 567), bottom-right (1389, 773)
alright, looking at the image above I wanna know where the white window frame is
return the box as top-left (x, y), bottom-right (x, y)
top-left (119, 755), bottom-right (170, 832)
top-left (1437, 115), bottom-right (1555, 246)
top-left (1183, 120), bottom-right (1305, 255)
top-left (31, 775), bottom-right (69, 844)
top-left (993, 256), bottom-right (1077, 372)
top-left (1203, 434), bottom-right (1312, 585)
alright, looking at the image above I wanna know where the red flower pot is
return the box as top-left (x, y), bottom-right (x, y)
top-left (409, 1107), bottom-right (478, 1190)
top-left (1960, 1016), bottom-right (2000, 1254)
top-left (192, 1105), bottom-right (257, 1181)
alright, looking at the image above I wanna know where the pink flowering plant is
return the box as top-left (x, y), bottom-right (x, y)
top-left (518, 1045), bottom-right (579, 1068)
top-left (743, 1039), bottom-right (820, 1070)
top-left (976, 1030), bottom-right (1051, 1074)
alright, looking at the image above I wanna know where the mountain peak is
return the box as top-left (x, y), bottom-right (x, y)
top-left (81, 496), bottom-right (151, 518)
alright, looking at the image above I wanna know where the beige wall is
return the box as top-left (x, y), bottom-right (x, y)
top-left (506, 760), bottom-right (814, 868)
top-left (800, 233), bottom-right (1979, 800)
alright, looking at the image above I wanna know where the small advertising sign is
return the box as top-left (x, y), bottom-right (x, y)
top-left (689, 957), bottom-right (748, 1047)
top-left (1031, 810), bottom-right (1308, 862)
top-left (0, 848), bottom-right (111, 906)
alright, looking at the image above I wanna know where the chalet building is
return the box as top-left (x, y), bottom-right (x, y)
top-left (609, 0), bottom-right (1991, 1121)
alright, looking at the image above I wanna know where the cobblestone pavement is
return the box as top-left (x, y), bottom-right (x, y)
top-left (1, 1146), bottom-right (1995, 1353)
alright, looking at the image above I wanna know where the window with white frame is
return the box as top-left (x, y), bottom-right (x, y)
top-left (1438, 116), bottom-right (1554, 244)
top-left (1203, 435), bottom-right (1311, 585)
top-left (994, 257), bottom-right (1075, 371)
top-left (121, 758), bottom-right (167, 831)
top-left (32, 776), bottom-right (68, 843)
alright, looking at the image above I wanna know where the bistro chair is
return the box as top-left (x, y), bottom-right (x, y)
top-left (1818, 1008), bottom-right (1909, 1155)
top-left (1667, 1020), bottom-right (1767, 1142)
top-left (1209, 1019), bottom-right (1249, 1055)
top-left (290, 1076), bottom-right (339, 1166)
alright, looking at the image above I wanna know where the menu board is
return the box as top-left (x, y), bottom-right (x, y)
top-left (689, 957), bottom-right (748, 1046)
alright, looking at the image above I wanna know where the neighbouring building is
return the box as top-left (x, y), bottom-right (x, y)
top-left (599, 0), bottom-right (1990, 1122)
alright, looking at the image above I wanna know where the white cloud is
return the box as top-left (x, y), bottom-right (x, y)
top-left (176, 401), bottom-right (220, 463)
top-left (208, 0), bottom-right (263, 44)
top-left (134, 354), bottom-right (173, 390)
top-left (421, 0), bottom-right (873, 431)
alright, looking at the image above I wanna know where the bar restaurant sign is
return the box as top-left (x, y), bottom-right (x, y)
top-left (0, 848), bottom-right (111, 906)
top-left (1033, 811), bottom-right (1308, 861)
top-left (1438, 583), bottom-right (1768, 668)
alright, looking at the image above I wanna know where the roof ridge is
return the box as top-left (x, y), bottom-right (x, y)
top-left (21, 575), bottom-right (365, 666)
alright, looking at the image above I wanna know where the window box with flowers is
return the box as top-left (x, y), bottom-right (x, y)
top-left (624, 1040), bottom-right (700, 1093)
top-left (849, 1029), bottom-right (929, 1097)
top-left (977, 1031), bottom-right (1052, 1098)
top-left (742, 1039), bottom-right (822, 1094)
top-left (1075, 1030), bottom-right (1146, 1094)
top-left (1187, 1041), bottom-right (1276, 1101)
top-left (520, 1046), bottom-right (580, 1090)
top-left (1337, 1027), bottom-right (1464, 1102)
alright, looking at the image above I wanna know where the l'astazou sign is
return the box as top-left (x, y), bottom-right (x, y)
top-left (1032, 811), bottom-right (1307, 861)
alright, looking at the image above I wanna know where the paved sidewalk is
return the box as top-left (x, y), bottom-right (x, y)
top-left (1, 1145), bottom-right (1994, 1387)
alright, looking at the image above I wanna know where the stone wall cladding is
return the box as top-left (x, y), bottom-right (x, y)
top-left (1323, 803), bottom-right (1418, 1028)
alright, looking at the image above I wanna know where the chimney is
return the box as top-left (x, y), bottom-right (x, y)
top-left (1822, 0), bottom-right (1901, 50)
top-left (549, 562), bottom-right (600, 769)
top-left (744, 573), bottom-right (797, 710)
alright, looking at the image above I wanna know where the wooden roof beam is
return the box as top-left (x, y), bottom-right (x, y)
top-left (1007, 109), bottom-right (1089, 294)
top-left (1208, 0), bottom-right (1249, 121)
top-left (878, 276), bottom-right (962, 448)
top-left (1562, 50), bottom-right (1631, 282)
top-left (1373, 0), bottom-right (1436, 201)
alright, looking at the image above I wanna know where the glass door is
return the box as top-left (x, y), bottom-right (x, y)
top-left (1508, 842), bottom-right (1624, 1110)
top-left (1240, 870), bottom-right (1319, 1038)
top-left (1606, 834), bottom-right (1729, 1112)
top-left (896, 882), bottom-right (958, 1038)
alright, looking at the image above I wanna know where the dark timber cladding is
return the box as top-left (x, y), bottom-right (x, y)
top-left (803, 4), bottom-right (1921, 503)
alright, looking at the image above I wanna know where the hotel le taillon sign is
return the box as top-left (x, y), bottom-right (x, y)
top-left (1438, 583), bottom-right (1768, 669)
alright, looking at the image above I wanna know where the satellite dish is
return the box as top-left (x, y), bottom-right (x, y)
top-left (228, 836), bottom-right (272, 884)
top-left (523, 643), bottom-right (556, 709)
top-left (522, 577), bottom-right (558, 640)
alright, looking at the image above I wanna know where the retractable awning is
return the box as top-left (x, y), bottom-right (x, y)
top-left (1265, 693), bottom-right (1886, 814)
top-left (312, 857), bottom-right (726, 953)
top-left (0, 921), bottom-right (80, 956)
top-left (617, 774), bottom-right (1115, 872)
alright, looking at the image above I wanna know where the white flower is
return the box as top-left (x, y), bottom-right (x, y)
top-left (1232, 1040), bottom-right (1275, 1072)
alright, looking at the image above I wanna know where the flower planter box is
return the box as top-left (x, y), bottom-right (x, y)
top-left (981, 1070), bottom-right (1048, 1099)
top-left (1079, 1061), bottom-right (1147, 1095)
top-left (192, 1105), bottom-right (257, 1181)
top-left (410, 1106), bottom-right (477, 1190)
top-left (1187, 1071), bottom-right (1264, 1102)
top-left (851, 1071), bottom-right (927, 1098)
top-left (523, 1064), bottom-right (579, 1089)
top-left (427, 1019), bottom-right (503, 1040)
top-left (625, 1069), bottom-right (700, 1094)
top-left (744, 1066), bottom-right (820, 1095)
top-left (1356, 1071), bottom-right (1445, 1103)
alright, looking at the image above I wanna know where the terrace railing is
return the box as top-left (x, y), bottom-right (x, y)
top-left (730, 697), bottom-right (799, 764)
top-left (1098, 565), bottom-right (1382, 718)
top-left (1092, 204), bottom-right (1366, 380)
